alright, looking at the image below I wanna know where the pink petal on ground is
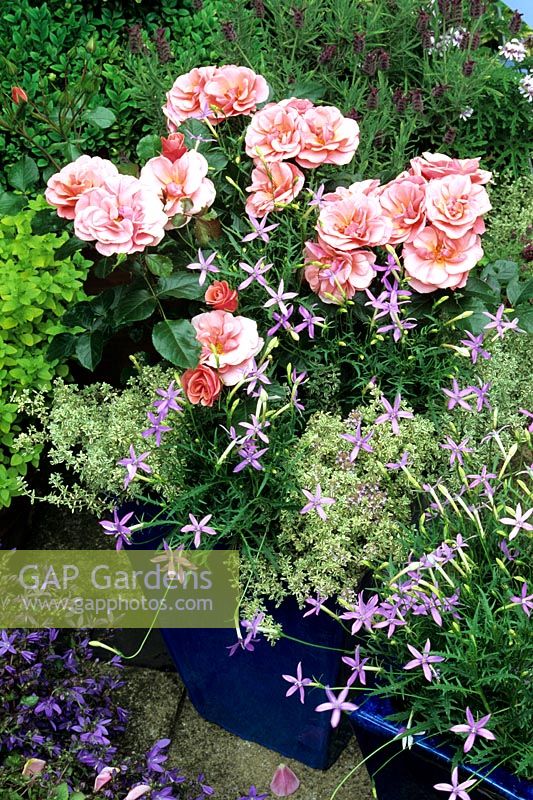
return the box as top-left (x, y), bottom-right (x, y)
top-left (270, 763), bottom-right (300, 796)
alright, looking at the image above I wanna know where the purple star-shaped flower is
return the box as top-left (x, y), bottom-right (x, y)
top-left (440, 436), bottom-right (472, 466)
top-left (303, 593), bottom-right (328, 617)
top-left (267, 306), bottom-right (294, 336)
top-left (469, 382), bottom-right (491, 412)
top-left (0, 630), bottom-right (17, 657)
top-left (467, 465), bottom-right (497, 497)
top-left (186, 249), bottom-right (219, 286)
top-left (293, 305), bottom-right (325, 339)
top-left (510, 582), bottom-right (533, 616)
top-left (245, 358), bottom-right (271, 396)
top-left (434, 767), bottom-right (476, 800)
top-left (99, 509), bottom-right (135, 550)
top-left (499, 503), bottom-right (533, 540)
top-left (442, 379), bottom-right (473, 411)
top-left (283, 661), bottom-right (312, 703)
top-left (238, 787), bottom-right (268, 800)
top-left (241, 213), bottom-right (279, 243)
top-left (234, 441), bottom-right (269, 473)
top-left (340, 592), bottom-right (379, 634)
top-left (375, 393), bottom-right (414, 435)
top-left (403, 639), bottom-right (444, 682)
top-left (239, 414), bottom-right (270, 443)
top-left (308, 183), bottom-right (326, 208)
top-left (450, 707), bottom-right (495, 753)
top-left (142, 412), bottom-right (172, 447)
top-left (483, 304), bottom-right (523, 339)
top-left (153, 381), bottom-right (183, 418)
top-left (341, 422), bottom-right (374, 461)
top-left (180, 513), bottom-right (217, 548)
top-left (315, 686), bottom-right (358, 728)
top-left (238, 257), bottom-right (272, 289)
top-left (386, 451), bottom-right (410, 470)
top-left (342, 645), bottom-right (370, 686)
top-left (300, 484), bottom-right (335, 520)
top-left (263, 278), bottom-right (298, 316)
top-left (459, 331), bottom-right (491, 364)
top-left (117, 445), bottom-right (152, 488)
top-left (519, 408), bottom-right (533, 433)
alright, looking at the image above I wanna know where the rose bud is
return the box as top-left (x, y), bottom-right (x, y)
top-left (160, 132), bottom-right (187, 161)
top-left (181, 364), bottom-right (222, 407)
top-left (205, 280), bottom-right (239, 312)
top-left (11, 86), bottom-right (28, 104)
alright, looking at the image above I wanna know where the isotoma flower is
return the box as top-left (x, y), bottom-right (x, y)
top-left (450, 707), bottom-right (495, 753)
top-left (303, 593), bottom-right (328, 617)
top-left (519, 408), bottom-right (533, 433)
top-left (153, 381), bottom-right (183, 418)
top-left (180, 513), bottom-right (217, 548)
top-left (99, 510), bottom-right (135, 550)
top-left (142, 412), bottom-right (172, 446)
top-left (234, 441), bottom-right (269, 472)
top-left (340, 592), bottom-right (379, 634)
top-left (466, 465), bottom-right (496, 497)
top-left (300, 484), bottom-right (335, 520)
top-left (245, 358), bottom-right (271, 396)
top-left (374, 393), bottom-right (414, 435)
top-left (293, 305), bottom-right (325, 339)
top-left (442, 379), bottom-right (473, 411)
top-left (483, 304), bottom-right (523, 339)
top-left (186, 249), bottom-right (219, 286)
top-left (342, 645), bottom-right (370, 686)
top-left (386, 451), bottom-right (410, 470)
top-left (315, 686), bottom-right (358, 728)
top-left (341, 422), bottom-right (374, 461)
top-left (282, 661), bottom-right (312, 703)
top-left (241, 213), bottom-right (279, 243)
top-left (239, 414), bottom-right (270, 443)
top-left (263, 278), bottom-right (298, 316)
top-left (308, 183), bottom-right (326, 208)
top-left (117, 445), bottom-right (152, 488)
top-left (434, 767), bottom-right (476, 800)
top-left (403, 639), bottom-right (444, 682)
top-left (510, 583), bottom-right (533, 616)
top-left (267, 306), bottom-right (294, 337)
top-left (238, 257), bottom-right (272, 290)
top-left (440, 436), bottom-right (472, 466)
top-left (499, 503), bottom-right (533, 540)
top-left (459, 331), bottom-right (490, 364)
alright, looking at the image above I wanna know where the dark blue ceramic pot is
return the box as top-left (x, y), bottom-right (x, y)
top-left (350, 697), bottom-right (533, 800)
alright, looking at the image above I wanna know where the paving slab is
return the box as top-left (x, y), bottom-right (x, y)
top-left (168, 696), bottom-right (374, 800)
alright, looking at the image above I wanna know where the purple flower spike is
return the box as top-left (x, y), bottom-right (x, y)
top-left (450, 707), bottom-right (495, 753)
top-left (282, 661), bottom-right (312, 703)
top-left (300, 484), bottom-right (335, 520)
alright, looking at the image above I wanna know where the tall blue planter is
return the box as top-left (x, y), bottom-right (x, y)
top-left (125, 512), bottom-right (351, 768)
top-left (350, 697), bottom-right (533, 800)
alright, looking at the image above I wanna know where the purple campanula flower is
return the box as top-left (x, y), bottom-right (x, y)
top-left (375, 393), bottom-right (414, 435)
top-left (403, 639), bottom-right (444, 682)
top-left (499, 538), bottom-right (520, 561)
top-left (186, 249), bottom-right (219, 286)
top-left (241, 213), bottom-right (279, 243)
top-left (300, 484), bottom-right (335, 520)
top-left (450, 707), bottom-right (495, 753)
top-left (0, 630), bottom-right (17, 656)
top-left (315, 686), bottom-right (358, 728)
top-left (239, 788), bottom-right (268, 800)
top-left (282, 661), bottom-right (312, 703)
top-left (180, 513), bottom-right (217, 548)
top-left (466, 465), bottom-right (497, 497)
top-left (146, 738), bottom-right (171, 772)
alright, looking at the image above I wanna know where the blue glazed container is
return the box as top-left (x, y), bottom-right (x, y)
top-left (350, 697), bottom-right (533, 800)
top-left (125, 510), bottom-right (351, 768)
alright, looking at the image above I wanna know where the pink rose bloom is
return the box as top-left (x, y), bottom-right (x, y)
top-left (378, 175), bottom-right (426, 244)
top-left (192, 310), bottom-right (264, 385)
top-left (304, 239), bottom-right (376, 303)
top-left (425, 174), bottom-right (491, 240)
top-left (409, 151), bottom-right (492, 185)
top-left (245, 161), bottom-right (304, 217)
top-left (45, 155), bottom-right (118, 219)
top-left (245, 102), bottom-right (305, 162)
top-left (74, 175), bottom-right (167, 256)
top-left (317, 189), bottom-right (392, 251)
top-left (296, 106), bottom-right (359, 169)
top-left (278, 97), bottom-right (315, 114)
top-left (140, 152), bottom-right (215, 226)
top-left (181, 364), bottom-right (222, 406)
top-left (202, 65), bottom-right (269, 121)
top-left (320, 180), bottom-right (380, 206)
top-left (403, 225), bottom-right (483, 293)
top-left (163, 65), bottom-right (218, 130)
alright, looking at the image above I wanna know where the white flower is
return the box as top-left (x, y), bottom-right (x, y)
top-left (498, 38), bottom-right (527, 62)
top-left (459, 107), bottom-right (474, 121)
top-left (519, 71), bottom-right (533, 102)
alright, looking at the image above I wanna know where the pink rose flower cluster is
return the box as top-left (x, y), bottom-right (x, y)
top-left (244, 97), bottom-right (360, 218)
top-left (304, 152), bottom-right (491, 301)
top-left (45, 139), bottom-right (216, 254)
top-left (163, 65), bottom-right (269, 130)
top-left (182, 307), bottom-right (263, 407)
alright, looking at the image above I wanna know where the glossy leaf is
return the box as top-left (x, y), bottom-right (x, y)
top-left (152, 319), bottom-right (200, 368)
top-left (145, 254), bottom-right (174, 277)
top-left (7, 156), bottom-right (39, 192)
top-left (114, 289), bottom-right (157, 324)
top-left (156, 273), bottom-right (204, 300)
top-left (75, 331), bottom-right (104, 371)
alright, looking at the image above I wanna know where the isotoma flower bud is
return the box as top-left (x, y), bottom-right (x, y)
top-left (86, 35), bottom-right (96, 53)
top-left (11, 86), bottom-right (28, 104)
top-left (353, 32), bottom-right (366, 53)
top-left (509, 10), bottom-right (522, 33)
top-left (463, 59), bottom-right (475, 76)
top-left (221, 21), bottom-right (237, 41)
